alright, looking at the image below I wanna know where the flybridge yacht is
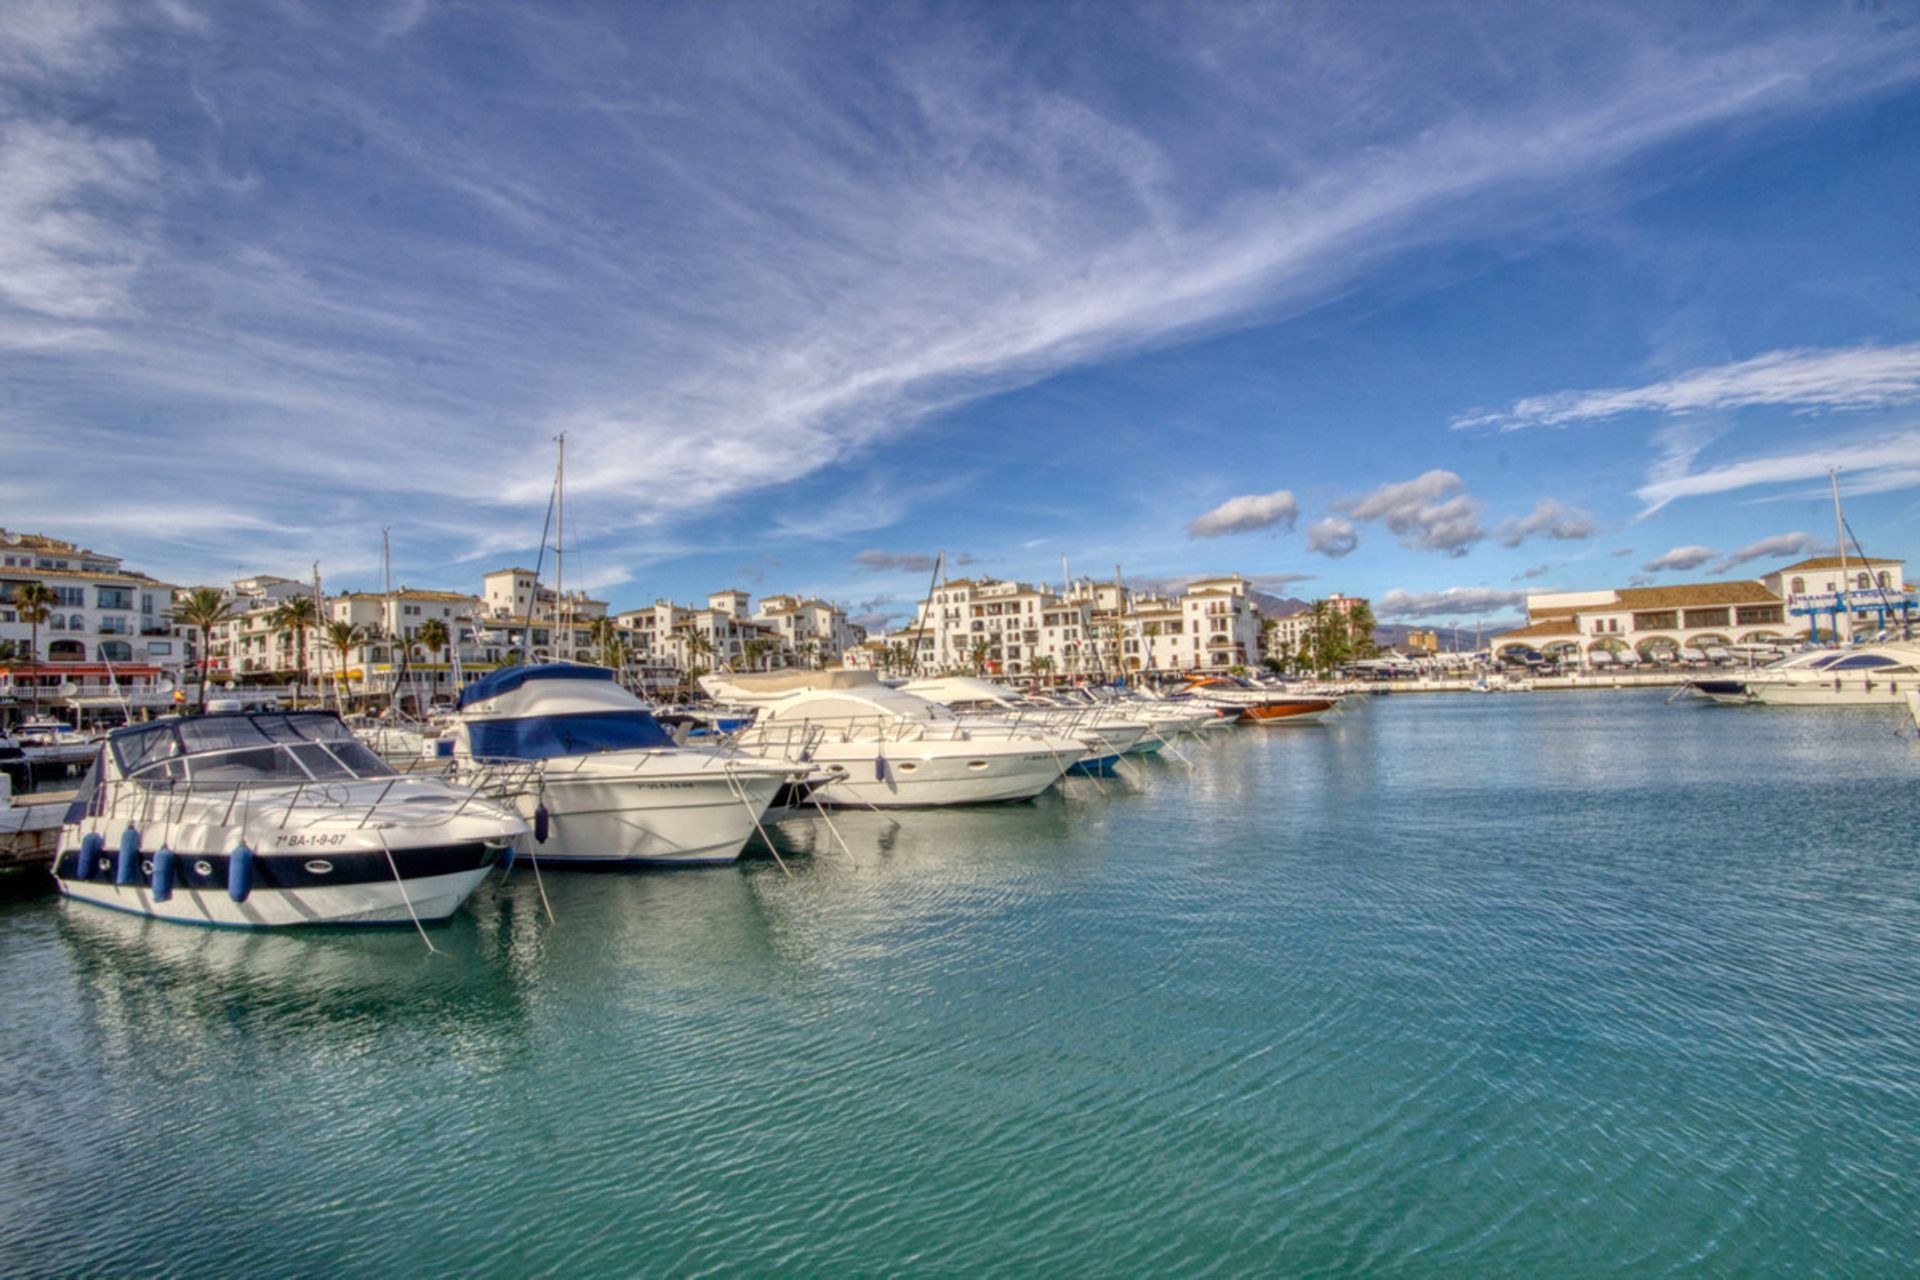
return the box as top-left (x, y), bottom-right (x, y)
top-left (1177, 675), bottom-right (1336, 724)
top-left (699, 670), bottom-right (1087, 808)
top-left (52, 711), bottom-right (525, 928)
top-left (900, 676), bottom-right (1153, 769)
top-left (449, 664), bottom-right (803, 866)
top-left (1689, 641), bottom-right (1920, 708)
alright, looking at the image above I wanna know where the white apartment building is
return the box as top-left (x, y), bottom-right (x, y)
top-left (906, 572), bottom-right (1270, 677)
top-left (752, 594), bottom-right (861, 666)
top-left (1764, 556), bottom-right (1909, 642)
top-left (0, 530), bottom-right (184, 714)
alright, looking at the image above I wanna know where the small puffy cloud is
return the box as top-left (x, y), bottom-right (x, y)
top-left (1496, 499), bottom-right (1599, 548)
top-left (1306, 516), bottom-right (1358, 558)
top-left (1516, 563), bottom-right (1553, 580)
top-left (1188, 489), bottom-right (1299, 538)
top-left (1378, 586), bottom-right (1528, 619)
top-left (1344, 470), bottom-right (1485, 556)
top-left (848, 611), bottom-right (897, 632)
top-left (1715, 531), bottom-right (1815, 572)
top-left (853, 550), bottom-right (973, 573)
top-left (1611, 547), bottom-right (1635, 558)
top-left (1642, 545), bottom-right (1718, 573)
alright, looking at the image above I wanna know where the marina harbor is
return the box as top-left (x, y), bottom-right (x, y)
top-left (6, 3), bottom-right (1920, 1273)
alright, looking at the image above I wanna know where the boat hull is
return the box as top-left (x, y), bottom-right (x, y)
top-left (807, 745), bottom-right (1068, 808)
top-left (1239, 700), bottom-right (1334, 725)
top-left (503, 769), bottom-right (787, 866)
top-left (54, 840), bottom-right (501, 927)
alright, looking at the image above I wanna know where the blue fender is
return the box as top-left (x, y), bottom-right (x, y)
top-left (228, 844), bottom-right (255, 903)
top-left (151, 847), bottom-right (177, 903)
top-left (115, 827), bottom-right (141, 886)
top-left (75, 831), bottom-right (105, 881)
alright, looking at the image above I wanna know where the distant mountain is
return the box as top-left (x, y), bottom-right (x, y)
top-left (1248, 590), bottom-right (1312, 617)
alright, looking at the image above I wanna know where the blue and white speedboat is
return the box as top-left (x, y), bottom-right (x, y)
top-left (450, 664), bottom-right (802, 866)
top-left (53, 711), bottom-right (524, 928)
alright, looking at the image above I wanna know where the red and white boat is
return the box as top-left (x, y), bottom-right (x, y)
top-left (1177, 675), bottom-right (1335, 725)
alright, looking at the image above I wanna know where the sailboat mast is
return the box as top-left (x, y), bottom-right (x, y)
top-left (555, 433), bottom-right (567, 661)
top-left (1831, 466), bottom-right (1849, 645)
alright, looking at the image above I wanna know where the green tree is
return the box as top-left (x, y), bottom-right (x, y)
top-left (322, 619), bottom-right (367, 712)
top-left (969, 637), bottom-right (990, 675)
top-left (171, 587), bottom-right (236, 714)
top-left (268, 595), bottom-right (319, 707)
top-left (414, 616), bottom-right (451, 709)
top-left (1346, 600), bottom-right (1380, 661)
top-left (587, 616), bottom-right (618, 665)
top-left (741, 637), bottom-right (772, 672)
top-left (10, 582), bottom-right (55, 713)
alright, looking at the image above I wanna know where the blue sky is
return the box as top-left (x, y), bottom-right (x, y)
top-left (3, 1), bottom-right (1920, 629)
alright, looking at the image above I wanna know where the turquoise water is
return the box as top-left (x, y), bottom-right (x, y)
top-left (3, 691), bottom-right (1918, 1275)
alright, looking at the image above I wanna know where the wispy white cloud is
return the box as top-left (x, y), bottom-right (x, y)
top-left (1642, 544), bottom-right (1719, 572)
top-left (1634, 428), bottom-right (1920, 509)
top-left (1188, 489), bottom-right (1298, 538)
top-left (1454, 342), bottom-right (1920, 432)
top-left (1378, 586), bottom-right (1528, 619)
top-left (1496, 499), bottom-right (1599, 547)
top-left (1343, 470), bottom-right (1485, 556)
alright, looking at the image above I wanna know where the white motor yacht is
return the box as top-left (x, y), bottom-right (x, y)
top-left (900, 676), bottom-right (1150, 770)
top-left (449, 664), bottom-right (803, 866)
top-left (700, 670), bottom-right (1086, 807)
top-left (52, 710), bottom-right (524, 928)
top-left (1689, 642), bottom-right (1920, 707)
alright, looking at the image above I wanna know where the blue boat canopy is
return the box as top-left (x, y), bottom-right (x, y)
top-left (457, 663), bottom-right (615, 709)
top-left (466, 711), bottom-right (674, 760)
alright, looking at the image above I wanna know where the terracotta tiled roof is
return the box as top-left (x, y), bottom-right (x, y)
top-left (1493, 618), bottom-right (1582, 640)
top-left (1610, 580), bottom-right (1779, 610)
top-left (1774, 555), bottom-right (1901, 573)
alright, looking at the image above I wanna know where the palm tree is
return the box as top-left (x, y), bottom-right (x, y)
top-left (800, 638), bottom-right (820, 670)
top-left (170, 587), bottom-right (235, 714)
top-left (604, 636), bottom-right (632, 686)
top-left (891, 640), bottom-right (913, 675)
top-left (11, 582), bottom-right (55, 713)
top-left (684, 628), bottom-right (714, 673)
top-left (415, 616), bottom-right (450, 709)
top-left (1031, 654), bottom-right (1054, 687)
top-left (323, 619), bottom-right (367, 712)
top-left (969, 637), bottom-right (990, 675)
top-left (1142, 622), bottom-right (1162, 674)
top-left (587, 616), bottom-right (618, 665)
top-left (741, 637), bottom-right (772, 672)
top-left (268, 595), bottom-right (319, 707)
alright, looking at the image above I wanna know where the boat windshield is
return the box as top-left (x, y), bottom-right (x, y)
top-left (111, 712), bottom-right (398, 784)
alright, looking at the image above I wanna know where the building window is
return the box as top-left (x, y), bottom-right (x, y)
top-left (54, 586), bottom-right (84, 607)
top-left (1790, 577), bottom-right (1805, 595)
top-left (97, 587), bottom-right (133, 610)
top-left (98, 640), bottom-right (132, 662)
top-left (1879, 572), bottom-right (1892, 589)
